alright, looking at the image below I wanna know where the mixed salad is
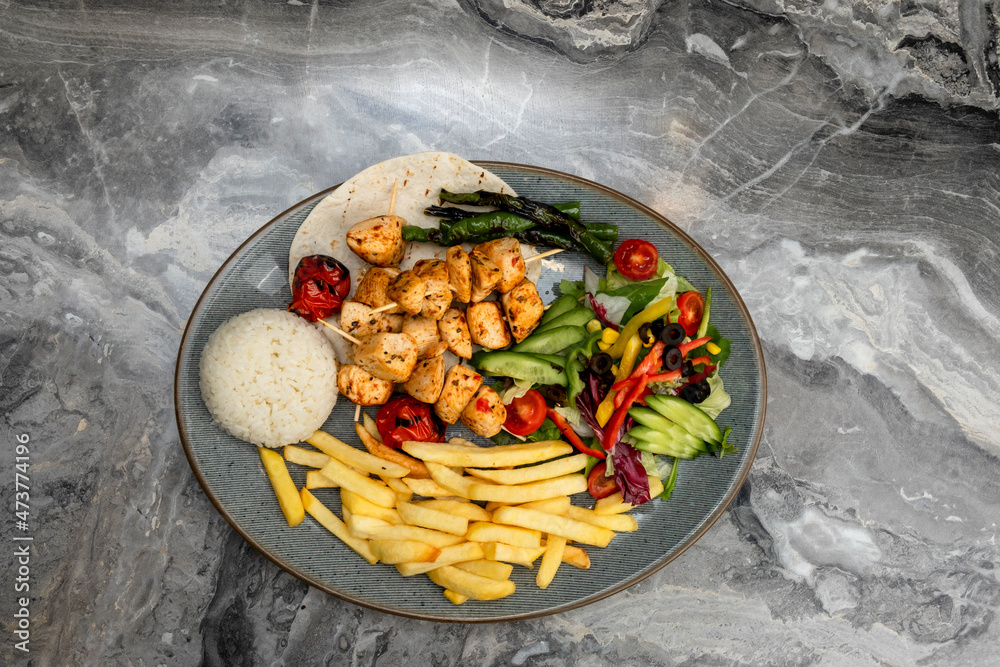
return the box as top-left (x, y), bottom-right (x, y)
top-left (470, 236), bottom-right (735, 507)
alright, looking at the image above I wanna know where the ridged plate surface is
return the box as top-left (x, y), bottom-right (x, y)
top-left (175, 162), bottom-right (766, 622)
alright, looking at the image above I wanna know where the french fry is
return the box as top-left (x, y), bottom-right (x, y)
top-left (305, 469), bottom-right (337, 490)
top-left (397, 501), bottom-right (469, 536)
top-left (492, 506), bottom-right (615, 547)
top-left (355, 423), bottom-right (430, 478)
top-left (402, 477), bottom-right (457, 498)
top-left (318, 458), bottom-right (397, 508)
top-left (566, 505), bottom-right (639, 532)
top-left (300, 489), bottom-right (377, 564)
top-left (402, 440), bottom-right (573, 468)
top-left (594, 476), bottom-right (664, 515)
top-left (444, 590), bottom-right (468, 605)
top-left (447, 437), bottom-right (482, 448)
top-left (484, 501), bottom-right (505, 513)
top-left (259, 447), bottom-right (304, 526)
top-left (466, 453), bottom-right (587, 485)
top-left (466, 522), bottom-right (542, 549)
top-left (362, 412), bottom-right (380, 441)
top-left (307, 430), bottom-right (410, 477)
top-left (416, 499), bottom-right (491, 522)
top-left (518, 496), bottom-right (571, 515)
top-left (427, 566), bottom-right (516, 601)
top-left (483, 542), bottom-right (545, 568)
top-left (368, 539), bottom-right (441, 564)
top-left (454, 559), bottom-right (513, 581)
top-left (561, 544), bottom-right (591, 569)
top-left (379, 475), bottom-right (414, 501)
top-left (342, 506), bottom-right (352, 523)
top-left (468, 474), bottom-right (588, 503)
top-left (395, 542), bottom-right (486, 576)
top-left (340, 489), bottom-right (403, 524)
top-left (283, 444), bottom-right (331, 469)
top-left (536, 535), bottom-right (566, 589)
top-left (347, 515), bottom-right (464, 547)
top-left (424, 461), bottom-right (481, 498)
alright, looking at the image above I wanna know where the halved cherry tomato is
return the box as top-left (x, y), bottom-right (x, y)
top-left (503, 389), bottom-right (547, 436)
top-left (376, 396), bottom-right (445, 449)
top-left (676, 291), bottom-right (705, 337)
top-left (613, 239), bottom-right (659, 281)
top-left (587, 462), bottom-right (618, 499)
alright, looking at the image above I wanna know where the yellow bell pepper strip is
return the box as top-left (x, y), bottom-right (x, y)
top-left (596, 333), bottom-right (642, 426)
top-left (607, 296), bottom-right (673, 359)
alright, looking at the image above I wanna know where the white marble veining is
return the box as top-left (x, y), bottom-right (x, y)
top-left (1, 0), bottom-right (998, 664)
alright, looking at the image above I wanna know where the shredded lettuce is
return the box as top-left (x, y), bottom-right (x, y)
top-left (698, 372), bottom-right (731, 419)
top-left (500, 378), bottom-right (534, 404)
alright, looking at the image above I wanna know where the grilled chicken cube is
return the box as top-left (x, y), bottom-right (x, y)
top-left (404, 355), bottom-right (446, 404)
top-left (337, 365), bottom-right (395, 406)
top-left (386, 270), bottom-right (426, 316)
top-left (446, 246), bottom-right (472, 303)
top-left (434, 364), bottom-right (484, 424)
top-left (401, 314), bottom-right (442, 359)
top-left (379, 314), bottom-right (403, 334)
top-left (460, 385), bottom-right (507, 437)
top-left (438, 308), bottom-right (473, 359)
top-left (423, 340), bottom-right (449, 359)
top-left (413, 258), bottom-right (452, 319)
top-left (473, 238), bottom-right (524, 293)
top-left (501, 278), bottom-right (545, 343)
top-left (353, 332), bottom-right (418, 383)
top-left (469, 250), bottom-right (503, 302)
top-left (467, 301), bottom-right (512, 349)
top-left (346, 215), bottom-right (406, 267)
top-left (341, 301), bottom-right (387, 338)
top-left (354, 267), bottom-right (400, 312)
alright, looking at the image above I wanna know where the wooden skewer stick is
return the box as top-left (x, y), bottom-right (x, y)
top-left (389, 178), bottom-right (398, 216)
top-left (369, 302), bottom-right (397, 315)
top-left (354, 403), bottom-right (361, 423)
top-left (524, 248), bottom-right (565, 263)
top-left (316, 319), bottom-right (361, 345)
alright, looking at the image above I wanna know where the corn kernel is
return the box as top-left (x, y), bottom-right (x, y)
top-left (586, 319), bottom-right (603, 333)
top-left (706, 342), bottom-right (721, 355)
top-left (601, 328), bottom-right (619, 345)
top-left (597, 341), bottom-right (611, 351)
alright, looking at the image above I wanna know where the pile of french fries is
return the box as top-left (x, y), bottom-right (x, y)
top-left (258, 417), bottom-right (665, 604)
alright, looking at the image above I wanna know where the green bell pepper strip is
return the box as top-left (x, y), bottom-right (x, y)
top-left (564, 329), bottom-right (603, 404)
top-left (696, 287), bottom-right (712, 339)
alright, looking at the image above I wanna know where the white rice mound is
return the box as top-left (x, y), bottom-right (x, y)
top-left (200, 308), bottom-right (338, 448)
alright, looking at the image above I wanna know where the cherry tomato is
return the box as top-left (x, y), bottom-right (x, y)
top-left (287, 255), bottom-right (351, 322)
top-left (676, 291), bottom-right (705, 337)
top-left (613, 239), bottom-right (659, 281)
top-left (376, 396), bottom-right (445, 449)
top-left (587, 462), bottom-right (618, 499)
top-left (503, 389), bottom-right (547, 436)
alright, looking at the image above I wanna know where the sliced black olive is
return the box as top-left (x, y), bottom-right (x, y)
top-left (663, 346), bottom-right (683, 371)
top-left (542, 384), bottom-right (568, 406)
top-left (680, 381), bottom-right (710, 403)
top-left (588, 352), bottom-right (613, 375)
top-left (682, 360), bottom-right (694, 377)
top-left (660, 322), bottom-right (686, 346)
top-left (637, 322), bottom-right (656, 346)
top-left (649, 319), bottom-right (665, 338)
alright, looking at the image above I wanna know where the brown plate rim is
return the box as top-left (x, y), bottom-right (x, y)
top-left (174, 160), bottom-right (766, 623)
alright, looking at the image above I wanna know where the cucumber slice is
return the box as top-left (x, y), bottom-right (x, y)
top-left (628, 425), bottom-right (705, 455)
top-left (470, 351), bottom-right (568, 386)
top-left (534, 308), bottom-right (594, 334)
top-left (540, 294), bottom-right (580, 326)
top-left (525, 353), bottom-right (567, 368)
top-left (512, 326), bottom-right (586, 354)
top-left (630, 437), bottom-right (700, 460)
top-left (644, 394), bottom-right (722, 445)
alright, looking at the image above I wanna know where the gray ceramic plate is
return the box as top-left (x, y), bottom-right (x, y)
top-left (175, 162), bottom-right (766, 622)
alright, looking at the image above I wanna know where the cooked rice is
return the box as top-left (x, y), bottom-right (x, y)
top-left (200, 308), bottom-right (338, 448)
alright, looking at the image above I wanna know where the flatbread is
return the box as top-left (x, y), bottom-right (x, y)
top-left (289, 151), bottom-right (541, 360)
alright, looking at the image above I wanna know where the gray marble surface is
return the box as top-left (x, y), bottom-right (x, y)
top-left (2, 0), bottom-right (999, 664)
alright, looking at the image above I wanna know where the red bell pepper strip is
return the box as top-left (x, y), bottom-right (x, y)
top-left (679, 336), bottom-right (712, 357)
top-left (603, 374), bottom-right (649, 451)
top-left (612, 368), bottom-right (682, 397)
top-left (629, 341), bottom-right (665, 381)
top-left (688, 355), bottom-right (712, 367)
top-left (547, 408), bottom-right (605, 459)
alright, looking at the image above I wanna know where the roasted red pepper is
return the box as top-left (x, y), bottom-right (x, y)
top-left (376, 396), bottom-right (446, 449)
top-left (547, 408), bottom-right (605, 459)
top-left (287, 255), bottom-right (351, 322)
